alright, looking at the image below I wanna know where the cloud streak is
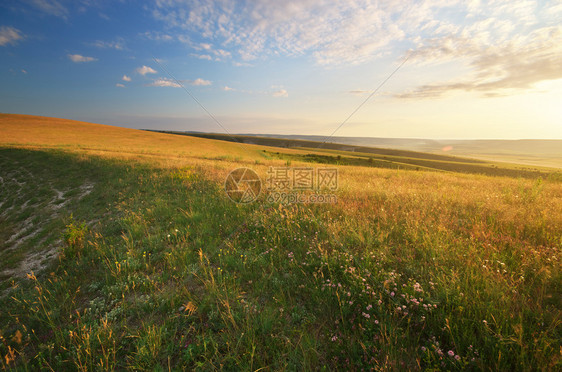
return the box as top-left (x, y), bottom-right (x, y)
top-left (0, 26), bottom-right (24, 46)
top-left (272, 89), bottom-right (288, 98)
top-left (148, 77), bottom-right (212, 88)
top-left (399, 26), bottom-right (562, 98)
top-left (149, 1), bottom-right (562, 99)
top-left (136, 65), bottom-right (157, 75)
top-left (149, 78), bottom-right (181, 88)
top-left (92, 38), bottom-right (125, 50)
top-left (190, 78), bottom-right (211, 86)
top-left (28, 0), bottom-right (69, 19)
top-left (68, 54), bottom-right (97, 63)
top-left (151, 0), bottom-right (410, 65)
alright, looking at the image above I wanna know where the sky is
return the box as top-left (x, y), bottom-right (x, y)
top-left (1, 0), bottom-right (561, 139)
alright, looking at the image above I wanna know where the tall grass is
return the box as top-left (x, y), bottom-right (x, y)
top-left (0, 126), bottom-right (560, 370)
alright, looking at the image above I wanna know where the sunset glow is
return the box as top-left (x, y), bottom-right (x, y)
top-left (1, 1), bottom-right (561, 139)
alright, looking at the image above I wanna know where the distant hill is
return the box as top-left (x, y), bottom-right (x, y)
top-left (231, 134), bottom-right (561, 168)
top-left (153, 131), bottom-right (560, 179)
top-left (157, 130), bottom-right (561, 169)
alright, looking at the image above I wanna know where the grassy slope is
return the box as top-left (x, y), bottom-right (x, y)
top-left (0, 115), bottom-right (561, 371)
top-left (204, 134), bottom-right (562, 169)
top-left (0, 114), bottom-right (256, 161)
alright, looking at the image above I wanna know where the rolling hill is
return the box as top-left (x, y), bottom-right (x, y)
top-left (177, 131), bottom-right (562, 168)
top-left (0, 114), bottom-right (560, 371)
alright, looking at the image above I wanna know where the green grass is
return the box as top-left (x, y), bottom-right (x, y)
top-left (265, 149), bottom-right (557, 179)
top-left (0, 143), bottom-right (560, 371)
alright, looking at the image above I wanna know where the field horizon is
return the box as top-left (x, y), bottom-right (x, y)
top-left (155, 130), bottom-right (562, 169)
top-left (0, 114), bottom-right (560, 371)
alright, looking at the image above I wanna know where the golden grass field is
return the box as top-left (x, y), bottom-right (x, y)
top-left (0, 114), bottom-right (560, 371)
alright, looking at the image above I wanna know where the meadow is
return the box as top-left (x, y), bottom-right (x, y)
top-left (0, 114), bottom-right (560, 371)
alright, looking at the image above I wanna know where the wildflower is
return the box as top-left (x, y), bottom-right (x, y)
top-left (331, 335), bottom-right (338, 342)
top-left (448, 350), bottom-right (455, 357)
top-left (366, 304), bottom-right (372, 311)
top-left (421, 346), bottom-right (426, 352)
top-left (455, 355), bottom-right (461, 361)
top-left (390, 292), bottom-right (395, 297)
top-left (362, 312), bottom-right (370, 319)
top-left (374, 320), bottom-right (379, 324)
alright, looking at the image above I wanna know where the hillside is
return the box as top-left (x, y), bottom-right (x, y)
top-left (0, 114), bottom-right (254, 161)
top-left (231, 133), bottom-right (562, 168)
top-left (155, 131), bottom-right (559, 179)
top-left (0, 114), bottom-right (560, 371)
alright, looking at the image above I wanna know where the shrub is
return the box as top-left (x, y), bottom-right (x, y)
top-left (62, 215), bottom-right (87, 257)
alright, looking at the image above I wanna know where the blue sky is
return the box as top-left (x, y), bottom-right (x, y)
top-left (1, 0), bottom-right (561, 139)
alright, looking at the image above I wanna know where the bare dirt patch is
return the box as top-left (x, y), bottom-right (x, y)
top-left (0, 157), bottom-right (96, 295)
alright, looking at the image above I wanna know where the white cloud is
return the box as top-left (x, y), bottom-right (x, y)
top-left (21, 69), bottom-right (27, 74)
top-left (0, 26), bottom-right (24, 46)
top-left (151, 0), bottom-right (410, 65)
top-left (116, 83), bottom-right (125, 88)
top-left (399, 25), bottom-right (562, 98)
top-left (28, 0), bottom-right (69, 18)
top-left (122, 75), bottom-right (131, 82)
top-left (348, 90), bottom-right (369, 95)
top-left (147, 77), bottom-right (211, 88)
top-left (142, 31), bottom-right (173, 42)
top-left (191, 78), bottom-right (211, 86)
top-left (191, 53), bottom-right (213, 60)
top-left (214, 49), bottom-right (230, 58)
top-left (68, 54), bottom-right (97, 63)
top-left (92, 39), bottom-right (125, 50)
top-left (149, 78), bottom-right (181, 88)
top-left (272, 89), bottom-right (288, 98)
top-left (151, 0), bottom-right (562, 72)
top-left (136, 65), bottom-right (157, 75)
top-left (223, 86), bottom-right (235, 91)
